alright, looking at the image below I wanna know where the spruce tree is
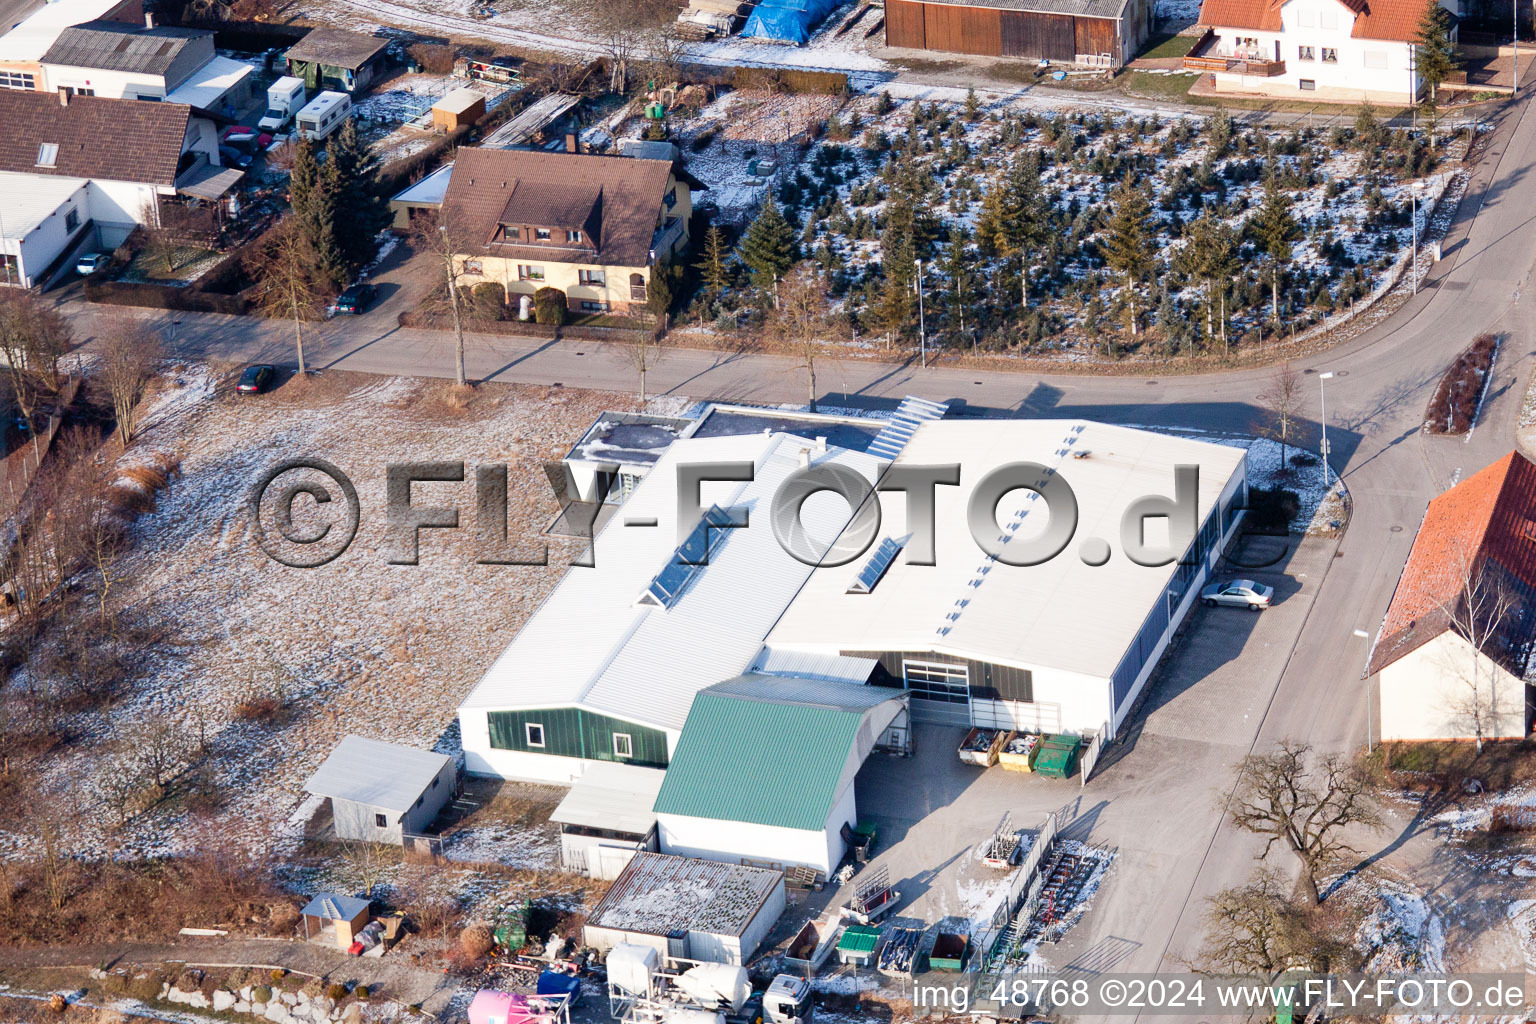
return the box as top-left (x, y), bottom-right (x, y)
top-left (739, 198), bottom-right (797, 293)
top-left (940, 226), bottom-right (979, 346)
top-left (1249, 174), bottom-right (1302, 321)
top-left (324, 118), bottom-right (387, 278)
top-left (694, 225), bottom-right (730, 300)
top-left (1173, 210), bottom-right (1239, 354)
top-left (1414, 3), bottom-right (1456, 106)
top-left (287, 135), bottom-right (342, 290)
top-left (978, 153), bottom-right (1045, 309)
top-left (1100, 172), bottom-right (1155, 337)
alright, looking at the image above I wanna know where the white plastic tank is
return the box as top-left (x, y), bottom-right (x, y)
top-left (676, 964), bottom-right (750, 1013)
top-left (606, 943), bottom-right (660, 997)
top-left (519, 294), bottom-right (532, 321)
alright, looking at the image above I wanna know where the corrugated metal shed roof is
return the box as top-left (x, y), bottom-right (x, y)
top-left (165, 53), bottom-right (254, 107)
top-left (916, 0), bottom-right (1130, 18)
top-left (768, 420), bottom-right (1247, 681)
top-left (283, 26), bottom-right (387, 69)
top-left (653, 687), bottom-right (884, 831)
top-left (303, 735), bottom-right (451, 815)
top-left (750, 648), bottom-right (877, 684)
top-left (41, 20), bottom-right (207, 75)
top-left (301, 893), bottom-right (370, 921)
top-left (705, 673), bottom-right (899, 711)
top-left (457, 433), bottom-right (887, 732)
top-left (548, 762), bottom-right (666, 835)
top-left (587, 852), bottom-right (781, 938)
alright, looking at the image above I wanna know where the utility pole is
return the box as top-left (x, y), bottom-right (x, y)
top-left (1516, 0), bottom-right (1521, 93)
top-left (915, 258), bottom-right (927, 368)
top-left (1319, 371), bottom-right (1335, 490)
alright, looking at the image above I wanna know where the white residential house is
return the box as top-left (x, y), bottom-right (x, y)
top-left (0, 89), bottom-right (230, 287)
top-left (1188, 0), bottom-right (1458, 103)
top-left (38, 16), bottom-right (256, 113)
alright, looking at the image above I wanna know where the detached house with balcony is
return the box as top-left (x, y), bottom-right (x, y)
top-left (1188, 0), bottom-right (1456, 103)
top-left (438, 148), bottom-right (691, 316)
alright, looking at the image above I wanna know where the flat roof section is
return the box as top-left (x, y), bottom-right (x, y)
top-left (565, 411), bottom-right (696, 467)
top-left (587, 852), bottom-right (780, 938)
top-left (692, 406), bottom-right (884, 453)
top-left (548, 762), bottom-right (666, 836)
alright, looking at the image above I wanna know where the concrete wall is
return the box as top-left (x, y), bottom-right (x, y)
top-left (560, 831), bottom-right (656, 879)
top-left (1379, 632), bottom-right (1529, 741)
top-left (656, 783), bottom-right (856, 876)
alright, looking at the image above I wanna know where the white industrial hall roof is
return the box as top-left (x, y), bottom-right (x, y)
top-left (0, 0), bottom-right (134, 62)
top-left (548, 762), bottom-right (666, 836)
top-left (303, 735), bottom-right (451, 814)
top-left (457, 432), bottom-right (888, 732)
top-left (767, 420), bottom-right (1247, 681)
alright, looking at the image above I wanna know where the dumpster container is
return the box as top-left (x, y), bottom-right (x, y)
top-left (1033, 735), bottom-right (1081, 779)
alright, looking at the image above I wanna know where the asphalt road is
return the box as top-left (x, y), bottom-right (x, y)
top-left (50, 83), bottom-right (1536, 982)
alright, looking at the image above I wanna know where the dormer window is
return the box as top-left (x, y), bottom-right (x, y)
top-left (534, 228), bottom-right (551, 241)
top-left (36, 143), bottom-right (57, 167)
top-left (566, 229), bottom-right (582, 243)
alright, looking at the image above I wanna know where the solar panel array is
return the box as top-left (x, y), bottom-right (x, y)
top-left (643, 505), bottom-right (741, 608)
top-left (847, 535), bottom-right (905, 594)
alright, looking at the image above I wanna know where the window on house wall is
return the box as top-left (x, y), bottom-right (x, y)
top-left (35, 143), bottom-right (57, 167)
top-left (0, 71), bottom-right (35, 89)
top-left (1298, 45), bottom-right (1315, 60)
top-left (525, 722), bottom-right (545, 747)
top-left (1321, 47), bottom-right (1338, 62)
top-left (518, 264), bottom-right (544, 281)
top-left (64, 209), bottom-right (78, 232)
top-left (375, 813), bottom-right (388, 828)
top-left (1299, 78), bottom-right (1316, 88)
top-left (580, 300), bottom-right (608, 312)
top-left (464, 259), bottom-right (483, 275)
top-left (613, 733), bottom-right (633, 758)
top-left (566, 229), bottom-right (582, 243)
top-left (579, 269), bottom-right (605, 286)
top-left (1319, 8), bottom-right (1337, 27)
top-left (1297, 8), bottom-right (1315, 24)
top-left (534, 228), bottom-right (551, 241)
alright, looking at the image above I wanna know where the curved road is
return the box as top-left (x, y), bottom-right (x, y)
top-left (56, 82), bottom-right (1536, 977)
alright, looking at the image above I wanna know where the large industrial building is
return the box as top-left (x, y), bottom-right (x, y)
top-left (457, 402), bottom-right (1249, 874)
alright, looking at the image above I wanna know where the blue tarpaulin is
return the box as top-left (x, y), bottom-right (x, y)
top-left (741, 0), bottom-right (840, 44)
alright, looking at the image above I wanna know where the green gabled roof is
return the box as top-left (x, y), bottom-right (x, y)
top-left (653, 691), bottom-right (865, 832)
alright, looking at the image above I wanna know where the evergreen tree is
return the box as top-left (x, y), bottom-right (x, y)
top-left (964, 85), bottom-right (981, 122)
top-left (940, 226), bottom-right (979, 346)
top-left (1414, 2), bottom-right (1456, 106)
top-left (324, 118), bottom-right (387, 278)
top-left (874, 193), bottom-right (918, 344)
top-left (1100, 172), bottom-right (1155, 337)
top-left (286, 134), bottom-right (342, 290)
top-left (694, 225), bottom-right (730, 300)
top-left (1173, 210), bottom-right (1239, 354)
top-left (1248, 173), bottom-right (1302, 321)
top-left (1207, 109), bottom-right (1233, 158)
top-left (1353, 101), bottom-right (1384, 151)
top-left (977, 152), bottom-right (1045, 309)
top-left (739, 197), bottom-right (797, 293)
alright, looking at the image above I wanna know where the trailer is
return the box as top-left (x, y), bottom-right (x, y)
top-left (981, 813), bottom-right (1023, 869)
top-left (784, 913), bottom-right (841, 974)
top-left (959, 728), bottom-right (1007, 767)
top-left (876, 926), bottom-right (922, 977)
top-left (929, 931), bottom-right (969, 972)
top-left (998, 732), bottom-right (1041, 772)
top-left (840, 866), bottom-right (899, 925)
top-left (1033, 735), bottom-right (1082, 780)
top-left (835, 925), bottom-right (880, 967)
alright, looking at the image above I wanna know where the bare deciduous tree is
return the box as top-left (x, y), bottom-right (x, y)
top-left (1436, 544), bottom-right (1521, 753)
top-left (1256, 363), bottom-right (1304, 470)
top-left (251, 221), bottom-right (325, 376)
top-left (1228, 740), bottom-right (1381, 905)
top-left (0, 289), bottom-right (70, 424)
top-left (97, 315), bottom-right (164, 446)
top-left (1198, 867), bottom-right (1363, 977)
top-left (411, 210), bottom-right (474, 387)
top-left (625, 333), bottom-right (665, 403)
top-left (770, 263), bottom-right (836, 413)
top-left (340, 838), bottom-right (394, 898)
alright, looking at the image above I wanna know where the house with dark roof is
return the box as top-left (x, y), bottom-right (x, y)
top-left (885, 0), bottom-right (1152, 68)
top-left (38, 16), bottom-right (255, 113)
top-left (0, 89), bottom-right (227, 287)
top-left (1367, 452), bottom-right (1536, 742)
top-left (1186, 0), bottom-right (1456, 102)
top-left (438, 148), bottom-right (692, 316)
top-left (284, 27), bottom-right (389, 94)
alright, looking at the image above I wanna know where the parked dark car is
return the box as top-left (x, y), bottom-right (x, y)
top-left (219, 145), bottom-right (253, 170)
top-left (333, 283), bottom-right (377, 315)
top-left (236, 364), bottom-right (275, 394)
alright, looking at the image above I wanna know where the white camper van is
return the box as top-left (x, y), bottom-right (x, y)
top-left (293, 90), bottom-right (352, 141)
top-left (258, 77), bottom-right (307, 132)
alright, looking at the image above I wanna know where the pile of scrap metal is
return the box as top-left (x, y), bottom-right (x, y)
top-left (676, 0), bottom-right (753, 38)
top-left (877, 926), bottom-right (922, 977)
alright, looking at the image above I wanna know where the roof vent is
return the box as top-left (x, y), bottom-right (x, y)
top-left (1071, 449), bottom-right (1092, 459)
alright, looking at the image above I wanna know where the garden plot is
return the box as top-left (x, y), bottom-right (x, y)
top-left (0, 368), bottom-right (651, 865)
top-left (353, 73), bottom-right (515, 165)
top-left (667, 90), bottom-right (1463, 362)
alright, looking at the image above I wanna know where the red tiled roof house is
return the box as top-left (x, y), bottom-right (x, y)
top-left (1367, 452), bottom-right (1536, 742)
top-left (1187, 0), bottom-right (1456, 103)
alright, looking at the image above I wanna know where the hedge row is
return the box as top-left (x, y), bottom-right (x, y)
top-left (1424, 332), bottom-right (1498, 434)
top-left (84, 279), bottom-right (250, 315)
top-left (397, 310), bottom-right (658, 343)
top-left (731, 66), bottom-right (849, 95)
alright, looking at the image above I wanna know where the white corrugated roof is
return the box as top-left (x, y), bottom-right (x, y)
top-left (548, 762), bottom-right (666, 835)
top-left (457, 432), bottom-right (887, 732)
top-left (750, 647), bottom-right (877, 684)
top-left (0, 172), bottom-right (87, 241)
top-left (0, 0), bottom-right (135, 62)
top-left (768, 420), bottom-right (1247, 681)
top-left (303, 735), bottom-right (452, 815)
top-left (165, 54), bottom-right (254, 108)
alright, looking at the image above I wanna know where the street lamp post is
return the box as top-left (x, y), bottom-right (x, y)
top-left (1411, 192), bottom-right (1418, 295)
top-left (915, 258), bottom-right (927, 368)
top-left (1319, 371), bottom-right (1335, 490)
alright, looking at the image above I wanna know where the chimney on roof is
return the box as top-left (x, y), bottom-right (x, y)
top-left (814, 436), bottom-right (827, 452)
top-left (565, 133), bottom-right (578, 154)
top-left (145, 11), bottom-right (155, 28)
top-left (58, 87), bottom-right (68, 107)
top-left (798, 448), bottom-right (812, 469)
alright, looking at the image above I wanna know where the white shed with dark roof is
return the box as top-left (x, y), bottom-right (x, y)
top-left (303, 736), bottom-right (457, 844)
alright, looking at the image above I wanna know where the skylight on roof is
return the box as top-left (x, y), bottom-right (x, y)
top-left (637, 505), bottom-right (743, 609)
top-left (847, 535), bottom-right (908, 595)
top-left (35, 143), bottom-right (57, 168)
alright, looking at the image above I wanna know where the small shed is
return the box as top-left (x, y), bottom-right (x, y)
top-left (285, 27), bottom-right (390, 94)
top-left (432, 87), bottom-right (486, 131)
top-left (303, 735), bottom-right (456, 845)
top-left (389, 162), bottom-right (454, 231)
top-left (302, 893), bottom-right (371, 950)
top-left (583, 852), bottom-right (785, 965)
top-left (548, 762), bottom-right (666, 879)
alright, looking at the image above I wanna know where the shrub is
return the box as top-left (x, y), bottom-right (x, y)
top-left (408, 42), bottom-right (455, 74)
top-left (1244, 486), bottom-right (1301, 535)
top-left (354, 985), bottom-right (371, 999)
top-left (459, 922), bottom-right (495, 958)
top-left (467, 281), bottom-right (507, 321)
top-left (1425, 332), bottom-right (1498, 434)
top-left (252, 986), bottom-right (273, 1005)
top-left (533, 287), bottom-right (566, 326)
top-left (48, 994), bottom-right (67, 1013)
top-left (234, 692), bottom-right (281, 722)
top-left (326, 983), bottom-right (348, 1001)
top-left (269, 969), bottom-right (287, 982)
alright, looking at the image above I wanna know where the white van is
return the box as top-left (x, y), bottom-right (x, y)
top-left (293, 90), bottom-right (352, 141)
top-left (259, 76), bottom-right (307, 132)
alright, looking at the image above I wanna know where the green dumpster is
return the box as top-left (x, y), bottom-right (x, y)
top-left (492, 899), bottom-right (530, 950)
top-left (1033, 735), bottom-right (1081, 779)
top-left (837, 924), bottom-right (881, 967)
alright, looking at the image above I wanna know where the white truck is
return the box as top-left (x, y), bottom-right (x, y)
top-left (293, 90), bottom-right (352, 141)
top-left (258, 76), bottom-right (307, 132)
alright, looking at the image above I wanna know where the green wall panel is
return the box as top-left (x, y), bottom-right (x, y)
top-left (487, 708), bottom-right (668, 767)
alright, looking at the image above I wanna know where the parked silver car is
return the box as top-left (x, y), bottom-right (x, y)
top-left (1200, 579), bottom-right (1274, 610)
